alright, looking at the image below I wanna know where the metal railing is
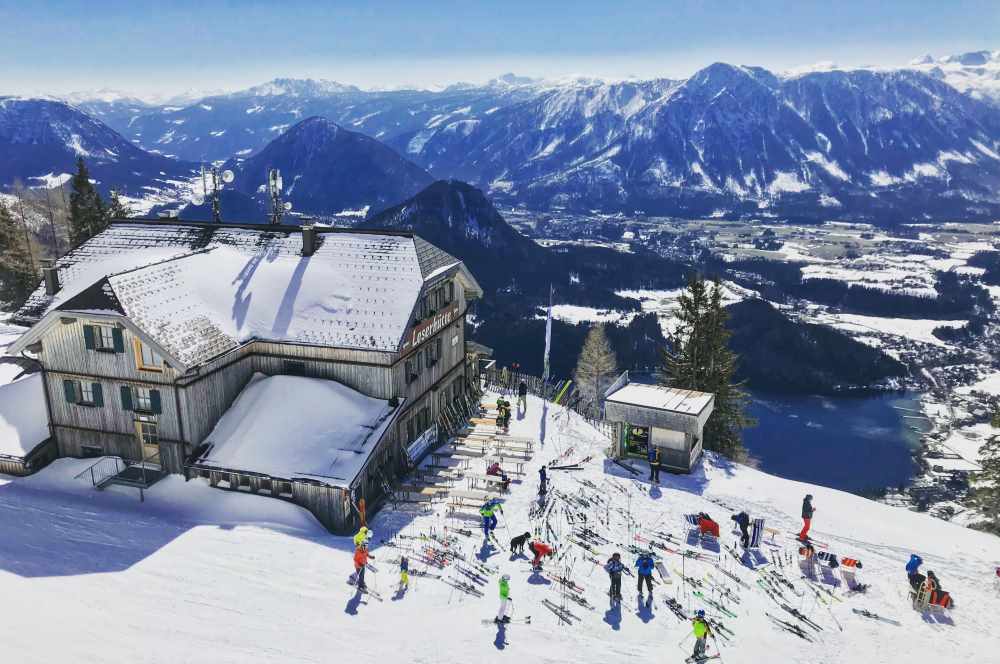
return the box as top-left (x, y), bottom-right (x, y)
top-left (75, 456), bottom-right (127, 488)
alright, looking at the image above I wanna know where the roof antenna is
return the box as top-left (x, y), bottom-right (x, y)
top-left (268, 168), bottom-right (291, 225)
top-left (204, 166), bottom-right (234, 223)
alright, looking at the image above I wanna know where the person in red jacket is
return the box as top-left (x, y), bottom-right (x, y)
top-left (353, 544), bottom-right (373, 591)
top-left (528, 540), bottom-right (555, 569)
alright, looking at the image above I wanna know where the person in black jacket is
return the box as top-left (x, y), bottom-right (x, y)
top-left (517, 380), bottom-right (528, 410)
top-left (799, 494), bottom-right (815, 541)
top-left (732, 511), bottom-right (751, 548)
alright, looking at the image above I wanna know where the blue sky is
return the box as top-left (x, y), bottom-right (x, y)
top-left (1, 0), bottom-right (996, 97)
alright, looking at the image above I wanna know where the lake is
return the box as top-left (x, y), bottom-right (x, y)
top-left (743, 391), bottom-right (924, 494)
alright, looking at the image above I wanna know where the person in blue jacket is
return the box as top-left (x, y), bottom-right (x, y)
top-left (906, 554), bottom-right (925, 590)
top-left (480, 499), bottom-right (503, 538)
top-left (636, 550), bottom-right (656, 595)
top-left (605, 552), bottom-right (625, 601)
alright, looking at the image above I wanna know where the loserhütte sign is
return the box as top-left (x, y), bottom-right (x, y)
top-left (403, 303), bottom-right (460, 350)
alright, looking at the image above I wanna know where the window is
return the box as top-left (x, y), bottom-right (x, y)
top-left (405, 359), bottom-right (419, 384)
top-left (83, 324), bottom-right (124, 353)
top-left (284, 360), bottom-right (306, 376)
top-left (135, 416), bottom-right (158, 445)
top-left (260, 478), bottom-right (273, 494)
top-left (237, 475), bottom-right (251, 492)
top-left (81, 445), bottom-right (103, 458)
top-left (134, 339), bottom-right (163, 371)
top-left (445, 280), bottom-right (454, 304)
top-left (121, 385), bottom-right (162, 414)
top-left (63, 379), bottom-right (103, 407)
top-left (277, 481), bottom-right (293, 498)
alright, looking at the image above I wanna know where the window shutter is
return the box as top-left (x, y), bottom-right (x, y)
top-left (82, 325), bottom-right (95, 350)
top-left (150, 389), bottom-right (162, 414)
top-left (111, 328), bottom-right (125, 353)
top-left (120, 385), bottom-right (133, 411)
top-left (63, 379), bottom-right (78, 403)
top-left (91, 383), bottom-right (104, 407)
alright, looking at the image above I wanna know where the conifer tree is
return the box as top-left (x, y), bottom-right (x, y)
top-left (0, 200), bottom-right (38, 307)
top-left (971, 435), bottom-right (1000, 535)
top-left (68, 158), bottom-right (106, 246)
top-left (574, 323), bottom-right (618, 408)
top-left (663, 275), bottom-right (753, 457)
top-left (107, 189), bottom-right (132, 220)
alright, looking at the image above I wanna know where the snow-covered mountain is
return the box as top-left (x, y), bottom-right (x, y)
top-left (73, 60), bottom-right (1000, 222)
top-left (0, 97), bottom-right (198, 197)
top-left (907, 50), bottom-right (1000, 104)
top-left (218, 117), bottom-right (434, 220)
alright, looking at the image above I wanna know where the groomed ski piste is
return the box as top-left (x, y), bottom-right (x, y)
top-left (1, 393), bottom-right (999, 663)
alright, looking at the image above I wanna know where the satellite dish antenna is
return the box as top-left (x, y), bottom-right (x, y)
top-left (283, 201), bottom-right (293, 211)
top-left (221, 169), bottom-right (235, 184)
top-left (191, 194), bottom-right (205, 207)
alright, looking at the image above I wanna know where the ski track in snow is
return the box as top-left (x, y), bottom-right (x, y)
top-left (0, 394), bottom-right (998, 663)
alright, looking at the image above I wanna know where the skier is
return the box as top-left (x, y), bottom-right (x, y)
top-left (499, 471), bottom-right (511, 494)
top-left (502, 398), bottom-right (512, 432)
top-left (528, 540), bottom-right (554, 570)
top-left (906, 554), bottom-right (925, 590)
top-left (691, 609), bottom-right (712, 662)
top-left (732, 511), bottom-right (751, 548)
top-left (517, 380), bottom-right (528, 410)
top-left (480, 499), bottom-right (503, 539)
top-left (647, 446), bottom-right (662, 483)
top-left (353, 543), bottom-right (373, 591)
top-left (538, 465), bottom-right (548, 496)
top-left (399, 555), bottom-right (409, 591)
top-left (495, 574), bottom-right (512, 624)
top-left (353, 526), bottom-right (372, 548)
top-left (605, 552), bottom-right (624, 601)
top-left (635, 550), bottom-right (655, 595)
top-left (798, 494), bottom-right (815, 541)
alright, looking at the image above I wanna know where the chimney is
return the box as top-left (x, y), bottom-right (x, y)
top-left (43, 265), bottom-right (60, 296)
top-left (301, 225), bottom-right (317, 256)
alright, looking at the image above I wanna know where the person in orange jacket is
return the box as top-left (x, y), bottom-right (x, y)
top-left (353, 544), bottom-right (374, 591)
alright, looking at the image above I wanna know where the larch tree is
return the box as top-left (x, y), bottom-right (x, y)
top-left (574, 323), bottom-right (618, 408)
top-left (68, 158), bottom-right (107, 247)
top-left (663, 274), bottom-right (753, 458)
top-left (107, 189), bottom-right (133, 220)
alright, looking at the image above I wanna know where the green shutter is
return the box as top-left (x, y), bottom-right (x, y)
top-left (63, 379), bottom-right (77, 403)
top-left (82, 325), bottom-right (95, 350)
top-left (91, 383), bottom-right (104, 407)
top-left (150, 389), bottom-right (162, 414)
top-left (111, 328), bottom-right (125, 353)
top-left (120, 385), bottom-right (133, 411)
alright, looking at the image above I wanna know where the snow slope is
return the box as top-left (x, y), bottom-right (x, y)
top-left (0, 394), bottom-right (998, 663)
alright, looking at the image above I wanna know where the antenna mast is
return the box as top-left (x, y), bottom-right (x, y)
top-left (268, 168), bottom-right (285, 225)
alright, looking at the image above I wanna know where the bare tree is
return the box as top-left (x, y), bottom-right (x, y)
top-left (573, 323), bottom-right (618, 407)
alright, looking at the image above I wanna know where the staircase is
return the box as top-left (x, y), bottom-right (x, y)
top-left (76, 453), bottom-right (166, 491)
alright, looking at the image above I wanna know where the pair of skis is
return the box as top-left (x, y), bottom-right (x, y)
top-left (482, 617), bottom-right (532, 626)
top-left (852, 608), bottom-right (900, 626)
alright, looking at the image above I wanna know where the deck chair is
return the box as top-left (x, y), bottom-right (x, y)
top-left (816, 551), bottom-right (840, 569)
top-left (747, 518), bottom-right (766, 549)
top-left (684, 514), bottom-right (701, 537)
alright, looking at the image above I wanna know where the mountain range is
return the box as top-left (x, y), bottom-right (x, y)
top-left (4, 50), bottom-right (1000, 222)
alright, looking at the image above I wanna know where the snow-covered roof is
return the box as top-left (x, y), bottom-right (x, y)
top-left (11, 222), bottom-right (480, 365)
top-left (193, 373), bottom-right (401, 487)
top-left (0, 373), bottom-right (50, 459)
top-left (605, 382), bottom-right (713, 416)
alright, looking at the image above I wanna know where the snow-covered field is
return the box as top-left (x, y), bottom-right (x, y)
top-left (1, 394), bottom-right (998, 663)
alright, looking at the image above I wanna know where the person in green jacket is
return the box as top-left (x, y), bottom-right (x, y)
top-left (691, 609), bottom-right (712, 661)
top-left (495, 574), bottom-right (511, 623)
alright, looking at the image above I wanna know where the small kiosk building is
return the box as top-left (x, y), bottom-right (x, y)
top-left (604, 372), bottom-right (715, 473)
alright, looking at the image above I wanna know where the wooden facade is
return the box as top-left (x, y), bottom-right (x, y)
top-left (0, 438), bottom-right (57, 476)
top-left (16, 247), bottom-right (477, 532)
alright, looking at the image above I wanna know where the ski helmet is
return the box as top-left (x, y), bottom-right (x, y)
top-left (806, 494), bottom-right (813, 500)
top-left (695, 609), bottom-right (705, 618)
top-left (501, 574), bottom-right (510, 581)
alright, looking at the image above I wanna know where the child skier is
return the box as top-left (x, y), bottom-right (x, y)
top-left (353, 526), bottom-right (372, 548)
top-left (691, 609), bottom-right (712, 661)
top-left (799, 494), bottom-right (815, 541)
top-left (605, 552), bottom-right (624, 601)
top-left (399, 555), bottom-right (409, 591)
top-left (636, 550), bottom-right (655, 595)
top-left (495, 574), bottom-right (511, 624)
top-left (538, 466), bottom-right (548, 496)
